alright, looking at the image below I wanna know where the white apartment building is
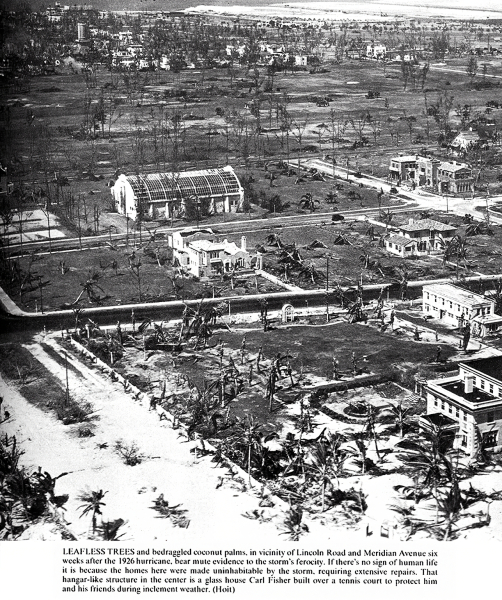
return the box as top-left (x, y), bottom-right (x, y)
top-left (422, 283), bottom-right (495, 327)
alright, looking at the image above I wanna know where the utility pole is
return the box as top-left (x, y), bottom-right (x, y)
top-left (326, 256), bottom-right (330, 322)
top-left (38, 276), bottom-right (43, 313)
top-left (64, 351), bottom-right (70, 406)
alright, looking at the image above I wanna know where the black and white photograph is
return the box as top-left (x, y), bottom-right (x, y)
top-left (0, 0), bottom-right (501, 596)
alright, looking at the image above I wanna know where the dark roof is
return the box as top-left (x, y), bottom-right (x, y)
top-left (423, 413), bottom-right (458, 428)
top-left (386, 234), bottom-right (415, 246)
top-left (440, 380), bottom-right (495, 404)
top-left (460, 356), bottom-right (502, 382)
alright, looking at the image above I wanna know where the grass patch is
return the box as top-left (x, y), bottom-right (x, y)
top-left (0, 344), bottom-right (95, 425)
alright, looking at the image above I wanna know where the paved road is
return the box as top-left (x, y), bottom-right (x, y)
top-left (6, 202), bottom-right (413, 257)
top-left (298, 157), bottom-right (502, 225)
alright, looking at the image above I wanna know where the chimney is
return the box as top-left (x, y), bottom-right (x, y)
top-left (409, 217), bottom-right (414, 225)
top-left (241, 235), bottom-right (247, 251)
top-left (464, 375), bottom-right (474, 394)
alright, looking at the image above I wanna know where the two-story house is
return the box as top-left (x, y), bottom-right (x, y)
top-left (389, 155), bottom-right (418, 183)
top-left (437, 161), bottom-right (474, 194)
top-left (388, 155), bottom-right (474, 194)
top-left (168, 228), bottom-right (259, 278)
top-left (424, 356), bottom-right (502, 458)
top-left (385, 218), bottom-right (457, 257)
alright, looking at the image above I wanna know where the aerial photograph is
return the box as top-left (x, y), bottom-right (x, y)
top-left (1, 0), bottom-right (502, 544)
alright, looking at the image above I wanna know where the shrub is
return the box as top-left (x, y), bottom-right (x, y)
top-left (151, 494), bottom-right (190, 528)
top-left (56, 400), bottom-right (94, 425)
top-left (114, 440), bottom-right (144, 466)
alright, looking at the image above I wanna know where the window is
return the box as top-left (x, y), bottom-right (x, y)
top-left (461, 435), bottom-right (467, 447)
top-left (486, 411), bottom-right (495, 423)
top-left (455, 407), bottom-right (459, 418)
top-left (489, 384), bottom-right (494, 395)
top-left (441, 401), bottom-right (445, 410)
top-left (480, 380), bottom-right (485, 390)
top-left (482, 431), bottom-right (498, 448)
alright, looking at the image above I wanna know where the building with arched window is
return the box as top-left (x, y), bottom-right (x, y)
top-left (111, 166), bottom-right (244, 220)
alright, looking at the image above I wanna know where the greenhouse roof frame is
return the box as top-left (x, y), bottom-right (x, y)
top-left (124, 166), bottom-right (242, 205)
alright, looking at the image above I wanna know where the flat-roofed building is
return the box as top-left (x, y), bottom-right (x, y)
top-left (389, 155), bottom-right (417, 183)
top-left (438, 160), bottom-right (474, 194)
top-left (388, 155), bottom-right (474, 194)
top-left (424, 356), bottom-right (502, 457)
top-left (422, 283), bottom-right (495, 327)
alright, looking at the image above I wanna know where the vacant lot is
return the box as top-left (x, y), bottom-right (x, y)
top-left (6, 241), bottom-right (284, 311)
top-left (113, 319), bottom-right (457, 427)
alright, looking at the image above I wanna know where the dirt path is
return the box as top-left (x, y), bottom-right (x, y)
top-left (0, 340), bottom-right (297, 543)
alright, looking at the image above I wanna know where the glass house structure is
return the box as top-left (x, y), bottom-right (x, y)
top-left (111, 166), bottom-right (244, 220)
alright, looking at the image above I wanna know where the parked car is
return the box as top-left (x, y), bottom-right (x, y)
top-left (331, 213), bottom-right (345, 222)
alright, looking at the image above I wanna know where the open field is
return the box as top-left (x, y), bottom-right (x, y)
top-left (2, 49), bottom-right (502, 243)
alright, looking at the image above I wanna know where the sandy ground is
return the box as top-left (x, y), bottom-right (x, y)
top-left (1, 332), bottom-right (502, 544)
top-left (184, 1), bottom-right (502, 21)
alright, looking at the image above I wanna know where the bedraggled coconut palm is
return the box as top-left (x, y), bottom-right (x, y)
top-left (77, 489), bottom-right (107, 535)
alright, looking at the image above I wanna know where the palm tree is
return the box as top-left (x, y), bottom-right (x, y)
top-left (441, 234), bottom-right (468, 277)
top-left (325, 190), bottom-right (338, 204)
top-left (299, 193), bottom-right (319, 212)
top-left (232, 415), bottom-right (262, 486)
top-left (308, 442), bottom-right (331, 512)
top-left (364, 403), bottom-right (383, 461)
top-left (347, 429), bottom-right (369, 474)
top-left (436, 479), bottom-right (462, 540)
top-left (386, 401), bottom-right (412, 438)
top-left (299, 262), bottom-right (324, 284)
top-left (266, 233), bottom-right (283, 248)
top-left (77, 489), bottom-right (107, 535)
top-left (307, 433), bottom-right (348, 512)
top-left (72, 307), bottom-right (85, 333)
top-left (74, 272), bottom-right (106, 305)
top-left (396, 418), bottom-right (455, 523)
top-left (280, 504), bottom-right (308, 541)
